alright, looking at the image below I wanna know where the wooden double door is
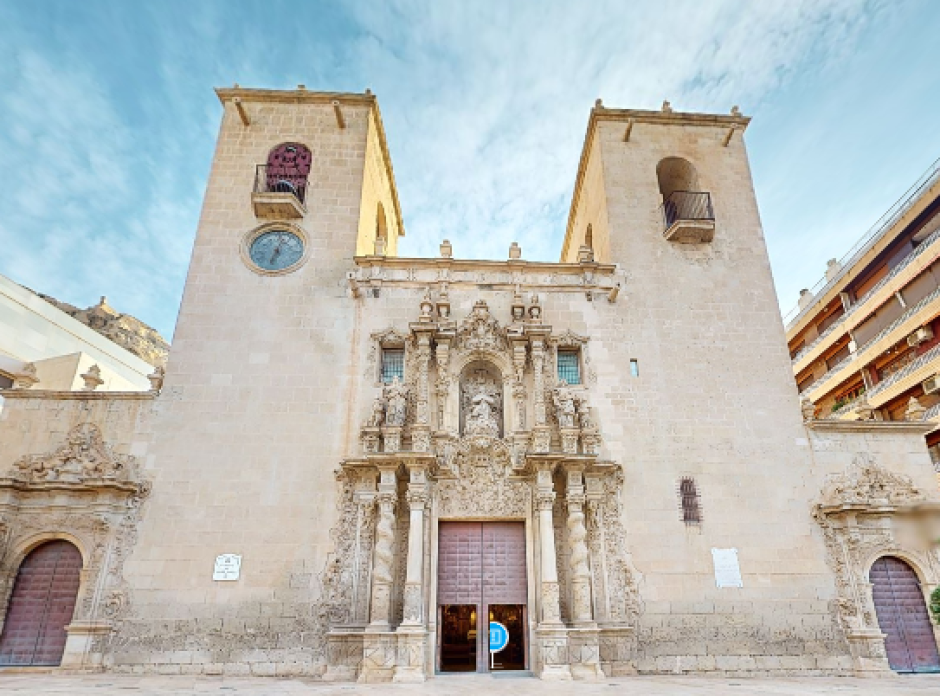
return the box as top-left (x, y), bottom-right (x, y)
top-left (0, 541), bottom-right (82, 666)
top-left (870, 556), bottom-right (940, 673)
top-left (437, 521), bottom-right (528, 673)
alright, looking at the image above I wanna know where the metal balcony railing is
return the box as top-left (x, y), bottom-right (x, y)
top-left (254, 164), bottom-right (308, 204)
top-left (661, 191), bottom-right (714, 230)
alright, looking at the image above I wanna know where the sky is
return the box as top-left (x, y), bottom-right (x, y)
top-left (1, 1), bottom-right (939, 340)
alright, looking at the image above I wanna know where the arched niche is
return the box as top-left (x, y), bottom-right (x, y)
top-left (459, 361), bottom-right (505, 438)
top-left (656, 156), bottom-right (700, 201)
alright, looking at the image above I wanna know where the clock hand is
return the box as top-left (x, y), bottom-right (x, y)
top-left (269, 237), bottom-right (283, 265)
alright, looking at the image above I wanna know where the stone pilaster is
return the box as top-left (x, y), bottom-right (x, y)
top-left (531, 334), bottom-right (551, 453)
top-left (411, 330), bottom-right (433, 452)
top-left (434, 333), bottom-right (453, 432)
top-left (510, 338), bottom-right (528, 431)
top-left (535, 462), bottom-right (571, 680)
top-left (381, 426), bottom-right (402, 453)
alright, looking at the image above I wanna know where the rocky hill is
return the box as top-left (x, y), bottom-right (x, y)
top-left (36, 293), bottom-right (170, 368)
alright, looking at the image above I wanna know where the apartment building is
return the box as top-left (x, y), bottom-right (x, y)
top-left (786, 157), bottom-right (940, 460)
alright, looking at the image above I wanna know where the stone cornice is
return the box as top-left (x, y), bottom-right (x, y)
top-left (562, 104), bottom-right (750, 261)
top-left (0, 476), bottom-right (143, 496)
top-left (815, 500), bottom-right (940, 516)
top-left (804, 419), bottom-right (936, 435)
top-left (215, 86), bottom-right (405, 240)
top-left (0, 390), bottom-right (155, 401)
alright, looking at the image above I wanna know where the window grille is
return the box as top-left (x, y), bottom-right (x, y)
top-left (557, 350), bottom-right (581, 385)
top-left (679, 477), bottom-right (702, 524)
top-left (381, 349), bottom-right (404, 383)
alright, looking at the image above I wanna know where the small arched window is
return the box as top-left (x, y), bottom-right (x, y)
top-left (265, 142), bottom-right (312, 203)
top-left (376, 202), bottom-right (388, 239)
top-left (678, 477), bottom-right (702, 524)
top-left (584, 224), bottom-right (593, 250)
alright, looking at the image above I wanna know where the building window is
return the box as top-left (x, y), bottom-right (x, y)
top-left (381, 348), bottom-right (404, 384)
top-left (0, 372), bottom-right (12, 389)
top-left (629, 359), bottom-right (639, 377)
top-left (679, 477), bottom-right (702, 524)
top-left (557, 350), bottom-right (581, 385)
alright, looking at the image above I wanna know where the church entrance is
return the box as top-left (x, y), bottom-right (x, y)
top-left (870, 556), bottom-right (940, 673)
top-left (0, 540), bottom-right (82, 666)
top-left (437, 521), bottom-right (528, 673)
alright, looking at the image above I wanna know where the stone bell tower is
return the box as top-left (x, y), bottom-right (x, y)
top-left (560, 101), bottom-right (846, 669)
top-left (114, 88), bottom-right (405, 669)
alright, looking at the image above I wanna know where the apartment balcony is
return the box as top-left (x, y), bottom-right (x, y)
top-left (791, 224), bottom-right (940, 371)
top-left (661, 191), bottom-right (715, 243)
top-left (805, 283), bottom-right (940, 404)
top-left (251, 165), bottom-right (308, 219)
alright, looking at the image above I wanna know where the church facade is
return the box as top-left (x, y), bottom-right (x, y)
top-left (1, 88), bottom-right (939, 680)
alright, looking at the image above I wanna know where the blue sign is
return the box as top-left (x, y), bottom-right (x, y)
top-left (489, 621), bottom-right (509, 653)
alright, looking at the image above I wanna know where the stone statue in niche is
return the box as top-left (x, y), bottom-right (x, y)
top-left (552, 381), bottom-right (577, 429)
top-left (383, 377), bottom-right (408, 427)
top-left (575, 395), bottom-right (594, 430)
top-left (461, 371), bottom-right (502, 437)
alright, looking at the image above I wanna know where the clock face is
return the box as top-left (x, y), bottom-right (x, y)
top-left (248, 230), bottom-right (304, 272)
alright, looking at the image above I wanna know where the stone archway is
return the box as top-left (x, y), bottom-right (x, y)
top-left (0, 540), bottom-right (83, 666)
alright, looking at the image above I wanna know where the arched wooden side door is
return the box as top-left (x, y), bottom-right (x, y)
top-left (0, 540), bottom-right (83, 666)
top-left (870, 556), bottom-right (940, 673)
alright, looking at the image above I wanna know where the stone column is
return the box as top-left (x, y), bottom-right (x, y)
top-left (394, 460), bottom-right (429, 683)
top-left (565, 463), bottom-right (602, 680)
top-left (535, 463), bottom-right (571, 680)
top-left (411, 330), bottom-right (433, 452)
top-left (368, 466), bottom-right (399, 630)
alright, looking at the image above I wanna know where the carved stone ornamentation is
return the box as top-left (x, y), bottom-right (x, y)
top-left (383, 377), bottom-right (408, 427)
top-left (462, 372), bottom-right (501, 437)
top-left (456, 300), bottom-right (506, 353)
top-left (552, 381), bottom-right (577, 429)
top-left (13, 423), bottom-right (136, 484)
top-left (817, 453), bottom-right (926, 508)
top-left (13, 362), bottom-right (40, 389)
top-left (436, 436), bottom-right (530, 518)
top-left (147, 366), bottom-right (165, 393)
top-left (80, 364), bottom-right (105, 391)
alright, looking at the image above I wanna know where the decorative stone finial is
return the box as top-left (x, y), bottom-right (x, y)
top-left (13, 362), bottom-right (39, 390)
top-left (798, 288), bottom-right (815, 310)
top-left (81, 364), bottom-right (104, 392)
top-left (800, 395), bottom-right (816, 422)
top-left (147, 366), bottom-right (165, 393)
top-left (595, 98), bottom-right (603, 108)
top-left (440, 239), bottom-right (453, 258)
top-left (661, 100), bottom-right (673, 113)
top-left (527, 294), bottom-right (542, 323)
top-left (904, 397), bottom-right (927, 422)
top-left (731, 105), bottom-right (741, 117)
top-left (509, 242), bottom-right (522, 260)
top-left (297, 84), bottom-right (306, 90)
top-left (825, 258), bottom-right (843, 281)
top-left (365, 88), bottom-right (372, 95)
top-left (419, 289), bottom-right (435, 322)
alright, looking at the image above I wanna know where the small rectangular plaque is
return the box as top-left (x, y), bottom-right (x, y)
top-left (213, 553), bottom-right (242, 581)
top-left (711, 548), bottom-right (743, 588)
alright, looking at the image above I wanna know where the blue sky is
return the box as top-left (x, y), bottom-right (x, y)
top-left (1, 1), bottom-right (939, 340)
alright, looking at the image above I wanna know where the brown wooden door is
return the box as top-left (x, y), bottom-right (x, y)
top-left (870, 556), bottom-right (940, 673)
top-left (0, 541), bottom-right (83, 666)
top-left (438, 522), bottom-right (527, 673)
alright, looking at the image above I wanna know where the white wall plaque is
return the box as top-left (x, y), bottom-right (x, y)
top-left (711, 548), bottom-right (743, 588)
top-left (213, 553), bottom-right (242, 581)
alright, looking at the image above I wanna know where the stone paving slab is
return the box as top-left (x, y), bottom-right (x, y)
top-left (1, 673), bottom-right (940, 696)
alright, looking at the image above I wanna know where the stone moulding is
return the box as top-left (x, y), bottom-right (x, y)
top-left (811, 453), bottom-right (940, 677)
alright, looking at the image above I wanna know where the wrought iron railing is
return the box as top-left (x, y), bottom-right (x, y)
top-left (661, 191), bottom-right (714, 230)
top-left (790, 224), bottom-right (940, 365)
top-left (253, 164), bottom-right (308, 204)
top-left (783, 155), bottom-right (940, 328)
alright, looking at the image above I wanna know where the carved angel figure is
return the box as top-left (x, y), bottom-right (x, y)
top-left (383, 377), bottom-right (408, 427)
top-left (553, 381), bottom-right (577, 429)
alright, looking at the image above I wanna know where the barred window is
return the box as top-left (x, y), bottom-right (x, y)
top-left (381, 349), bottom-right (404, 383)
top-left (557, 350), bottom-right (581, 385)
top-left (679, 477), bottom-right (702, 524)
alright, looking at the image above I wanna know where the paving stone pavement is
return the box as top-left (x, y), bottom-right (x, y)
top-left (2, 673), bottom-right (940, 695)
